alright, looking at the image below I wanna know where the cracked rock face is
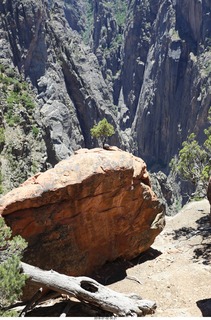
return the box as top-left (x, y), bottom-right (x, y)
top-left (0, 147), bottom-right (165, 279)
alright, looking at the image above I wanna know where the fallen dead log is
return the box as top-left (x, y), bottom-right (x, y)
top-left (20, 262), bottom-right (156, 316)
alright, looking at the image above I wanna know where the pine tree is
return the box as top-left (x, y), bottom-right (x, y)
top-left (90, 118), bottom-right (115, 147)
top-left (170, 107), bottom-right (211, 195)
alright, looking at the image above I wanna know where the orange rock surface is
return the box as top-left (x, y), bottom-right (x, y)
top-left (0, 147), bottom-right (165, 276)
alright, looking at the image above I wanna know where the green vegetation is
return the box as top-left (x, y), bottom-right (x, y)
top-left (32, 126), bottom-right (39, 137)
top-left (82, 0), bottom-right (127, 46)
top-left (0, 63), bottom-right (5, 73)
top-left (0, 127), bottom-right (5, 145)
top-left (31, 160), bottom-right (38, 175)
top-left (104, 0), bottom-right (127, 51)
top-left (0, 170), bottom-right (3, 194)
top-left (90, 118), bottom-right (115, 147)
top-left (104, 0), bottom-right (127, 27)
top-left (6, 90), bottom-right (35, 110)
top-left (170, 107), bottom-right (211, 195)
top-left (0, 64), bottom-right (35, 127)
top-left (0, 218), bottom-right (28, 316)
top-left (0, 62), bottom-right (43, 192)
top-left (82, 0), bottom-right (94, 44)
top-left (104, 33), bottom-right (123, 54)
top-left (113, 0), bottom-right (127, 27)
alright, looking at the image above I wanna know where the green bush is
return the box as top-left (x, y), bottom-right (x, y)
top-left (0, 218), bottom-right (28, 316)
top-left (170, 107), bottom-right (211, 193)
top-left (5, 68), bottom-right (15, 78)
top-left (13, 81), bottom-right (22, 93)
top-left (90, 118), bottom-right (115, 147)
top-left (6, 91), bottom-right (20, 107)
top-left (5, 112), bottom-right (21, 127)
top-left (2, 84), bottom-right (7, 92)
top-left (0, 127), bottom-right (5, 145)
top-left (0, 63), bottom-right (5, 73)
top-left (5, 89), bottom-right (35, 126)
top-left (20, 92), bottom-right (35, 109)
top-left (32, 126), bottom-right (39, 137)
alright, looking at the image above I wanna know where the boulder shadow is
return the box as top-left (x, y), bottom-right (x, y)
top-left (26, 299), bottom-right (112, 317)
top-left (25, 248), bottom-right (162, 316)
top-left (172, 212), bottom-right (211, 265)
top-left (90, 247), bottom-right (162, 285)
top-left (196, 298), bottom-right (211, 317)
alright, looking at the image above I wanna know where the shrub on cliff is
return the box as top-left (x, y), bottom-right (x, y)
top-left (90, 118), bottom-right (115, 147)
top-left (170, 107), bottom-right (211, 196)
top-left (0, 217), bottom-right (28, 316)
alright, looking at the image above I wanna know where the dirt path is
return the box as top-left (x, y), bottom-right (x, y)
top-left (108, 199), bottom-right (211, 317)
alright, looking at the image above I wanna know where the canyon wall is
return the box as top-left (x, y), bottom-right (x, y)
top-left (0, 0), bottom-right (210, 197)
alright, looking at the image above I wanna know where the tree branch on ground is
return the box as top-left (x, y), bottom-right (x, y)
top-left (20, 262), bottom-right (156, 317)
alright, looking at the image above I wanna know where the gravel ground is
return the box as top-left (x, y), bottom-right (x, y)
top-left (108, 199), bottom-right (211, 317)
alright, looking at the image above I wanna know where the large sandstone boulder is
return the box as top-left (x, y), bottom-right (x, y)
top-left (0, 147), bottom-right (165, 276)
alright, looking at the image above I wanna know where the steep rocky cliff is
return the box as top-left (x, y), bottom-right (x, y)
top-left (130, 0), bottom-right (211, 169)
top-left (0, 0), bottom-right (123, 193)
top-left (0, 0), bottom-right (210, 200)
top-left (91, 0), bottom-right (211, 171)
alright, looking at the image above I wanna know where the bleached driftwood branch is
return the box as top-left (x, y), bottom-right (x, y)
top-left (21, 262), bottom-right (156, 317)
